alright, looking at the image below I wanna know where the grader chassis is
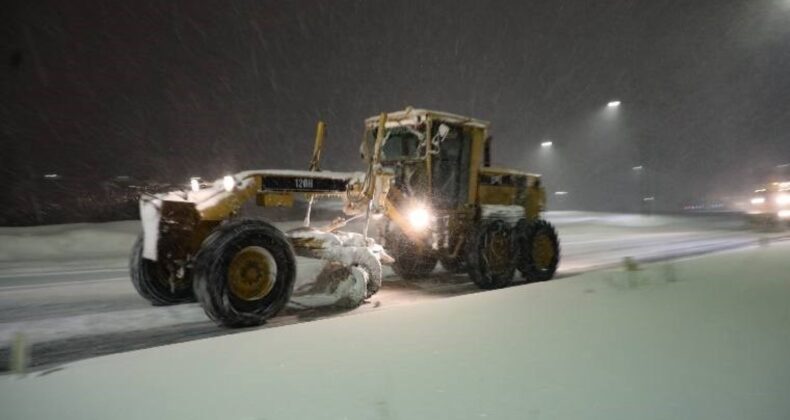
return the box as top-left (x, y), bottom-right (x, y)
top-left (131, 108), bottom-right (560, 327)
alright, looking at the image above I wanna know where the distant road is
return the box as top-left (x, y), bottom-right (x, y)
top-left (0, 211), bottom-right (781, 371)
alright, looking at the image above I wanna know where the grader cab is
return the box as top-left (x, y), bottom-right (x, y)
top-left (130, 108), bottom-right (560, 327)
top-left (360, 109), bottom-right (559, 288)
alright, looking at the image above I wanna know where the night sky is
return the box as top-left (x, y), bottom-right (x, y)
top-left (2, 0), bottom-right (789, 222)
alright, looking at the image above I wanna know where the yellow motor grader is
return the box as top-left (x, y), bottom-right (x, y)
top-left (131, 108), bottom-right (560, 327)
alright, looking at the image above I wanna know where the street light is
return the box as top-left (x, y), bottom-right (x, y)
top-left (541, 140), bottom-right (553, 148)
top-left (553, 191), bottom-right (569, 210)
top-left (607, 100), bottom-right (621, 108)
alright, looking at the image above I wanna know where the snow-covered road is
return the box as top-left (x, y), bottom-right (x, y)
top-left (3, 234), bottom-right (789, 420)
top-left (0, 211), bottom-right (782, 370)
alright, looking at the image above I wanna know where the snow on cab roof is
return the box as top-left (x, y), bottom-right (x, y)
top-left (364, 107), bottom-right (490, 129)
top-left (480, 166), bottom-right (541, 179)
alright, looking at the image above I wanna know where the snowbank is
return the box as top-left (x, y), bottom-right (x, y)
top-left (0, 221), bottom-right (139, 265)
top-left (1, 242), bottom-right (789, 420)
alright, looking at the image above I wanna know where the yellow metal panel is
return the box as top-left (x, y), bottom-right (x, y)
top-left (198, 177), bottom-right (261, 221)
top-left (468, 126), bottom-right (485, 205)
top-left (478, 185), bottom-right (519, 205)
top-left (308, 121), bottom-right (326, 171)
top-left (256, 192), bottom-right (294, 208)
top-left (525, 183), bottom-right (546, 220)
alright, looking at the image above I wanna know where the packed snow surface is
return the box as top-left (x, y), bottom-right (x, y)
top-left (0, 211), bottom-right (781, 348)
top-left (1, 241), bottom-right (789, 420)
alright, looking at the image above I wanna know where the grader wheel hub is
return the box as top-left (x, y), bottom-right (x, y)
top-left (532, 234), bottom-right (555, 269)
top-left (227, 246), bottom-right (277, 301)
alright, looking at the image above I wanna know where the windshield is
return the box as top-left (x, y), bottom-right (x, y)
top-left (377, 127), bottom-right (424, 162)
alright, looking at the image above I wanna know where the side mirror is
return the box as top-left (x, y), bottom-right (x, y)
top-left (437, 123), bottom-right (450, 138)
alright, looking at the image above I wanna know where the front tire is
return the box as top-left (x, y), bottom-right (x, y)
top-left (193, 219), bottom-right (296, 328)
top-left (386, 230), bottom-right (438, 279)
top-left (129, 234), bottom-right (194, 305)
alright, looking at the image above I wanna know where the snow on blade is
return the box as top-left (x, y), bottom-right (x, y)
top-left (287, 228), bottom-right (385, 308)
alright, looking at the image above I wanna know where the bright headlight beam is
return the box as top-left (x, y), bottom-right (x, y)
top-left (775, 194), bottom-right (790, 206)
top-left (223, 175), bottom-right (236, 192)
top-left (751, 197), bottom-right (766, 205)
top-left (407, 207), bottom-right (431, 230)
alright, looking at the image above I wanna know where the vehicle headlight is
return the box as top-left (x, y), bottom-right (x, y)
top-left (778, 210), bottom-right (790, 219)
top-left (751, 197), bottom-right (765, 205)
top-left (223, 175), bottom-right (236, 192)
top-left (407, 206), bottom-right (432, 230)
top-left (775, 193), bottom-right (790, 206)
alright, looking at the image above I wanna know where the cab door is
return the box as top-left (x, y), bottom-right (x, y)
top-left (430, 123), bottom-right (472, 209)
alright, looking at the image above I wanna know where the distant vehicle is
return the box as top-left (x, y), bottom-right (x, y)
top-left (746, 181), bottom-right (790, 227)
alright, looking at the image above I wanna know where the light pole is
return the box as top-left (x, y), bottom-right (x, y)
top-left (534, 139), bottom-right (559, 207)
top-left (554, 190), bottom-right (569, 210)
top-left (632, 165), bottom-right (652, 214)
top-left (606, 98), bottom-right (656, 213)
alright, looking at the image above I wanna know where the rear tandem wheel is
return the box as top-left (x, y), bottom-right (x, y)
top-left (466, 219), bottom-right (516, 289)
top-left (514, 218), bottom-right (560, 282)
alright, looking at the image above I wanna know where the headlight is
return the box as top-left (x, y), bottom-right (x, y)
top-left (751, 197), bottom-right (765, 205)
top-left (775, 193), bottom-right (790, 206)
top-left (407, 206), bottom-right (432, 230)
top-left (223, 175), bottom-right (236, 192)
top-left (778, 210), bottom-right (790, 219)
